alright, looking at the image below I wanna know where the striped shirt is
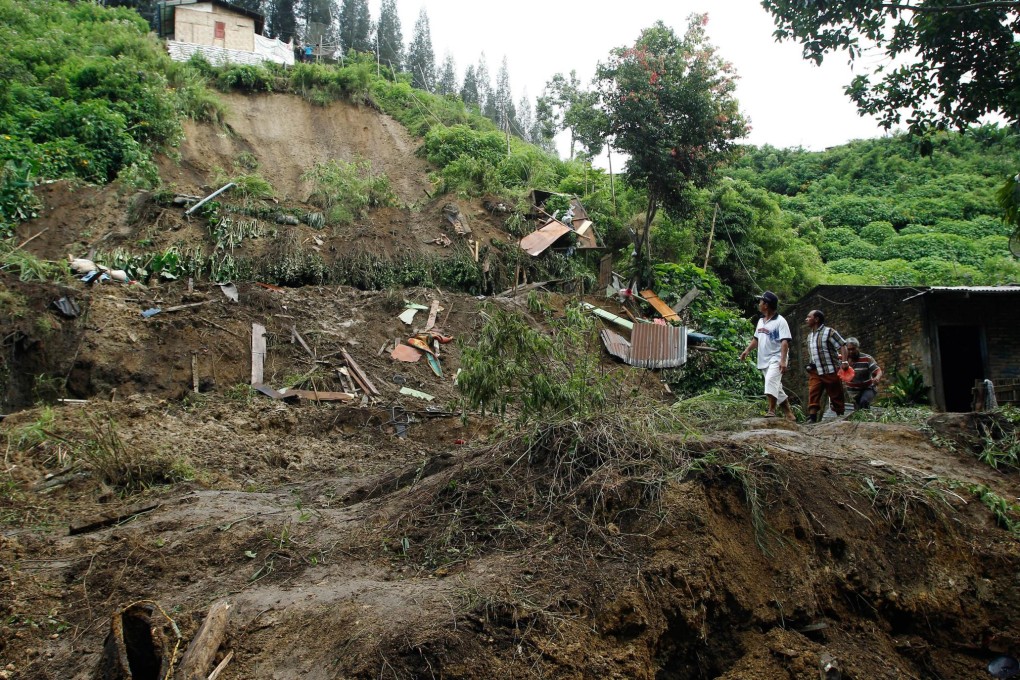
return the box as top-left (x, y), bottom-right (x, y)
top-left (846, 353), bottom-right (881, 391)
top-left (807, 325), bottom-right (845, 375)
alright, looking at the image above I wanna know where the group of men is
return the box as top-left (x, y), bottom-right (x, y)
top-left (739, 291), bottom-right (882, 421)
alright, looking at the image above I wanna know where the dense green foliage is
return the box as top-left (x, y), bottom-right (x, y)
top-left (595, 17), bottom-right (747, 283)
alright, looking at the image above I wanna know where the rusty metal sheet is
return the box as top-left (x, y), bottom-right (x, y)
top-left (520, 220), bottom-right (572, 256)
top-left (390, 344), bottom-right (423, 362)
top-left (600, 328), bottom-right (631, 362)
top-left (629, 323), bottom-right (687, 369)
top-left (569, 198), bottom-right (589, 221)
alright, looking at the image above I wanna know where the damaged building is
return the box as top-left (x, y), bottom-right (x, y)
top-left (786, 285), bottom-right (1020, 412)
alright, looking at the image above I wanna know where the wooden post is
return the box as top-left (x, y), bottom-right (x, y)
top-left (608, 143), bottom-right (617, 217)
top-left (175, 601), bottom-right (231, 680)
top-left (703, 203), bottom-right (719, 271)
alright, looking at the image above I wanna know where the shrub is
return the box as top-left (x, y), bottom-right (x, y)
top-left (302, 158), bottom-right (396, 225)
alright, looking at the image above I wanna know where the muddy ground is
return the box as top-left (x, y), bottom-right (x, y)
top-left (2, 92), bottom-right (1020, 680)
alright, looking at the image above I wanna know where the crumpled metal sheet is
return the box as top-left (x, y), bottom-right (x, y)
top-left (520, 220), bottom-right (572, 256)
top-left (629, 323), bottom-right (687, 369)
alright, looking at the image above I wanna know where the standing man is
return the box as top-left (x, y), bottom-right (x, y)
top-left (739, 291), bottom-right (796, 420)
top-left (839, 337), bottom-right (883, 410)
top-left (804, 309), bottom-right (846, 423)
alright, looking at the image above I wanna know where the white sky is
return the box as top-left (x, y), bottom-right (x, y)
top-left (369, 0), bottom-right (896, 154)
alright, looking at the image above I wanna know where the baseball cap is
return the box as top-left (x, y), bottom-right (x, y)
top-left (756, 291), bottom-right (779, 306)
top-left (844, 336), bottom-right (859, 346)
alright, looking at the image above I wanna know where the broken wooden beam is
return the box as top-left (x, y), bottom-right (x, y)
top-left (287, 389), bottom-right (356, 402)
top-left (251, 323), bottom-right (266, 386)
top-left (69, 501), bottom-right (160, 535)
top-left (175, 600), bottom-right (230, 680)
top-left (340, 349), bottom-right (381, 397)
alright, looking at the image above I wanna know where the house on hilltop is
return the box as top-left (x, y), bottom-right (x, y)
top-left (786, 285), bottom-right (1020, 412)
top-left (156, 0), bottom-right (294, 67)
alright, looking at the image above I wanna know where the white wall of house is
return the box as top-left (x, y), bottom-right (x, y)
top-left (174, 3), bottom-right (254, 52)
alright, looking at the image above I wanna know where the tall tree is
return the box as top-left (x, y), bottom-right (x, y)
top-left (437, 53), bottom-right (458, 96)
top-left (232, 0), bottom-right (264, 12)
top-left (267, 0), bottom-right (297, 42)
top-left (531, 91), bottom-right (559, 153)
top-left (517, 92), bottom-right (534, 144)
top-left (596, 16), bottom-right (748, 283)
top-left (476, 53), bottom-right (494, 121)
top-left (545, 71), bottom-right (605, 160)
top-left (406, 7), bottom-right (435, 91)
top-left (460, 65), bottom-right (479, 109)
top-left (302, 0), bottom-right (337, 45)
top-left (493, 56), bottom-right (518, 134)
top-left (374, 0), bottom-right (403, 72)
top-left (338, 0), bottom-right (371, 53)
top-left (762, 0), bottom-right (1020, 135)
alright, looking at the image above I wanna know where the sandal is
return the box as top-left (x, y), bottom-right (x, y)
top-left (764, 411), bottom-right (777, 418)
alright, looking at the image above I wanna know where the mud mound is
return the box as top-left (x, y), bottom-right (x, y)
top-left (4, 403), bottom-right (1020, 679)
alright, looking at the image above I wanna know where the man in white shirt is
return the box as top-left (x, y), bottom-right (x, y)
top-left (739, 291), bottom-right (795, 420)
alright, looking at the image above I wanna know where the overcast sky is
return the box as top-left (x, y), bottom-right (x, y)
top-left (369, 0), bottom-right (895, 155)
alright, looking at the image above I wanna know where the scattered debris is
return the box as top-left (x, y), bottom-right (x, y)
top-left (251, 323), bottom-right (266, 385)
top-left (671, 287), bottom-right (701, 313)
top-left (51, 296), bottom-right (81, 318)
top-left (254, 282), bottom-right (285, 292)
top-left (443, 202), bottom-right (471, 236)
top-left (407, 337), bottom-right (435, 356)
top-left (275, 213), bottom-right (300, 225)
top-left (389, 406), bottom-right (409, 438)
top-left (427, 234), bottom-right (452, 247)
top-left (639, 289), bottom-right (680, 322)
top-left (185, 182), bottom-right (236, 216)
top-left (285, 389), bottom-right (356, 402)
top-left (989, 655), bottom-right (1020, 678)
top-left (581, 302), bottom-right (634, 330)
top-left (390, 344), bottom-right (423, 362)
top-left (426, 352), bottom-right (443, 378)
top-left (177, 600), bottom-right (231, 680)
top-left (423, 299), bottom-right (442, 331)
top-left (399, 387), bottom-right (435, 401)
top-left (218, 282), bottom-right (239, 303)
top-left (141, 308), bottom-right (162, 318)
top-left (291, 326), bottom-right (315, 360)
top-left (69, 257), bottom-right (98, 275)
top-left (69, 501), bottom-right (161, 536)
top-left (341, 348), bottom-right (381, 397)
top-left (520, 220), bottom-right (572, 256)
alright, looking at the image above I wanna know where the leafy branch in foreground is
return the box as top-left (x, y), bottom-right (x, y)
top-left (456, 300), bottom-right (617, 421)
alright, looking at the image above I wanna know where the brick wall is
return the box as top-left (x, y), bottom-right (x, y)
top-left (784, 286), bottom-right (932, 407)
top-left (784, 286), bottom-right (1020, 411)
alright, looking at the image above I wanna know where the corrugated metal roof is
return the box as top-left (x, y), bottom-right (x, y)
top-left (520, 220), bottom-right (572, 256)
top-left (629, 323), bottom-right (687, 369)
top-left (600, 329), bottom-right (630, 362)
top-left (926, 286), bottom-right (1020, 293)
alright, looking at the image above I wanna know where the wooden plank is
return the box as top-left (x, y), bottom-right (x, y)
top-left (580, 302), bottom-right (634, 330)
top-left (251, 323), bottom-right (266, 385)
top-left (341, 349), bottom-right (381, 397)
top-left (176, 600), bottom-right (231, 680)
top-left (291, 326), bottom-right (315, 360)
top-left (288, 389), bottom-right (356, 402)
top-left (423, 300), bottom-right (441, 332)
top-left (640, 289), bottom-right (680, 322)
top-left (671, 287), bottom-right (701, 314)
top-left (69, 501), bottom-right (160, 535)
top-left (162, 300), bottom-right (215, 313)
top-left (191, 354), bottom-right (199, 394)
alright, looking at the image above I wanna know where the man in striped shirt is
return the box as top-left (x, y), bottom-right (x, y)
top-left (803, 310), bottom-right (846, 422)
top-left (839, 337), bottom-right (883, 410)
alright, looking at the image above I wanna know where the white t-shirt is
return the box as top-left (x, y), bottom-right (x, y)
top-left (755, 314), bottom-right (792, 369)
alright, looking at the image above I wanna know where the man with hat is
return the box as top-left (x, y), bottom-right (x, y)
top-left (739, 291), bottom-right (796, 420)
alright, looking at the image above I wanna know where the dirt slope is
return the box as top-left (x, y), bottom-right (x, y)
top-left (164, 93), bottom-right (433, 205)
top-left (3, 91), bottom-right (1020, 680)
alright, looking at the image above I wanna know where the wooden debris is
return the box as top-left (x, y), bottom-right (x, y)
top-left (207, 650), bottom-right (234, 680)
top-left (399, 387), bottom-right (435, 401)
top-left (640, 289), bottom-right (680, 322)
top-left (291, 326), bottom-right (315, 360)
top-left (341, 349), bottom-right (381, 397)
top-left (423, 300), bottom-right (442, 332)
top-left (671, 287), bottom-right (701, 314)
top-left (251, 323), bottom-right (266, 385)
top-left (191, 354), bottom-right (199, 394)
top-left (69, 501), bottom-right (160, 535)
top-left (175, 600), bottom-right (230, 680)
top-left (161, 301), bottom-right (214, 314)
top-left (287, 389), bottom-right (356, 402)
